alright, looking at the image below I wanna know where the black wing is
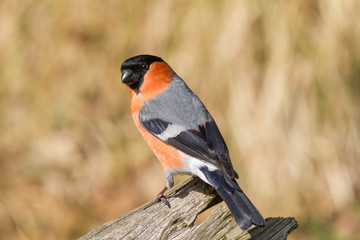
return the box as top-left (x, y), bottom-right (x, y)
top-left (141, 118), bottom-right (239, 179)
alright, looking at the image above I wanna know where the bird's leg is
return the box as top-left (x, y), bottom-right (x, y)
top-left (156, 187), bottom-right (168, 201)
top-left (155, 186), bottom-right (171, 208)
top-left (143, 186), bottom-right (169, 210)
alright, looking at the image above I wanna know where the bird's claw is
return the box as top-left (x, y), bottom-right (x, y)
top-left (143, 190), bottom-right (177, 210)
top-left (156, 194), bottom-right (171, 208)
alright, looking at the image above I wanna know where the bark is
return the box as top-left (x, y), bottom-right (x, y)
top-left (79, 177), bottom-right (298, 240)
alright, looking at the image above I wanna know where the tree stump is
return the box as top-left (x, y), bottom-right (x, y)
top-left (79, 177), bottom-right (298, 240)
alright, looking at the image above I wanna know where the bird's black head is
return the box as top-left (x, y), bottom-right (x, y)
top-left (121, 55), bottom-right (164, 90)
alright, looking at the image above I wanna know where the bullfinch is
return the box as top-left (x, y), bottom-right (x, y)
top-left (121, 54), bottom-right (266, 230)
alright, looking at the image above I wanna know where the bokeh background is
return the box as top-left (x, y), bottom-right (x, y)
top-left (0, 0), bottom-right (359, 239)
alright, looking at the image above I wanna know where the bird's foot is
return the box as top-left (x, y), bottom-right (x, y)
top-left (143, 187), bottom-right (173, 210)
top-left (155, 193), bottom-right (171, 208)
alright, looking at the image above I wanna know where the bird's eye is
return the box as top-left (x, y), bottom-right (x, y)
top-left (141, 64), bottom-right (148, 69)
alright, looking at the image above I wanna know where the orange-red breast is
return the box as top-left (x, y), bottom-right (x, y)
top-left (121, 55), bottom-right (265, 230)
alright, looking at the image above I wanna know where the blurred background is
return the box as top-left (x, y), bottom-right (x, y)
top-left (0, 0), bottom-right (359, 239)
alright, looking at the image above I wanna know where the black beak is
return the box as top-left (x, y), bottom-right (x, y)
top-left (121, 70), bottom-right (133, 84)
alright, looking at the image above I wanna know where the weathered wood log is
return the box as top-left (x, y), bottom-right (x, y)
top-left (79, 177), bottom-right (298, 240)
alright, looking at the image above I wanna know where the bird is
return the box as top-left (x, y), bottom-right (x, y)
top-left (121, 54), bottom-right (266, 230)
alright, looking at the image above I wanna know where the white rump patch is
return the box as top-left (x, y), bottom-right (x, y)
top-left (180, 153), bottom-right (218, 185)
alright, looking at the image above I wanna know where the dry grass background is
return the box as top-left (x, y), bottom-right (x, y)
top-left (0, 0), bottom-right (359, 239)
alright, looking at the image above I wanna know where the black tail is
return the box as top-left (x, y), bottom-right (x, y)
top-left (200, 167), bottom-right (266, 230)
